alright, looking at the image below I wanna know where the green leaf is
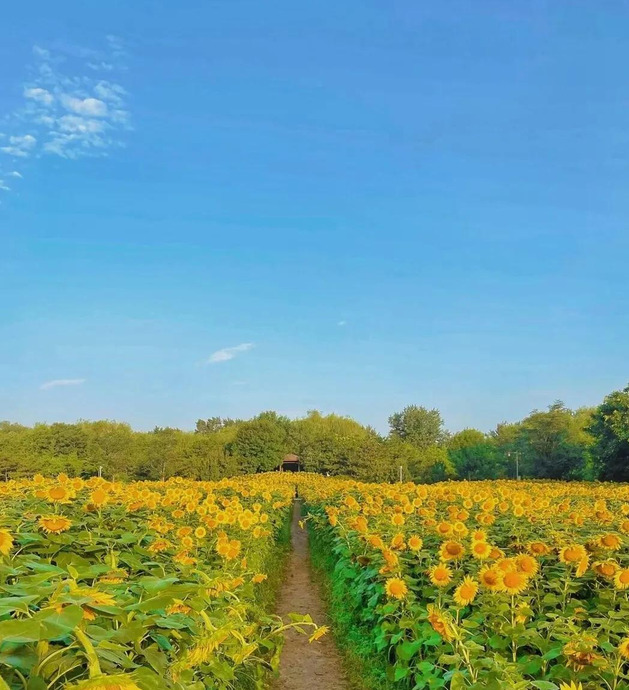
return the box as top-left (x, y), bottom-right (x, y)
top-left (396, 639), bottom-right (422, 661)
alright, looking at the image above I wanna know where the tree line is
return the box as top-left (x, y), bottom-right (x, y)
top-left (1, 384), bottom-right (627, 483)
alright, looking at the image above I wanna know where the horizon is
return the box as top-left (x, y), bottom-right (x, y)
top-left (2, 1), bottom-right (628, 434)
top-left (0, 391), bottom-right (610, 436)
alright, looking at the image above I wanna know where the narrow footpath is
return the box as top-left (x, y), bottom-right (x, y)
top-left (274, 499), bottom-right (347, 690)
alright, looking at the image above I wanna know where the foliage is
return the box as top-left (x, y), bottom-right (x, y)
top-left (388, 406), bottom-right (448, 449)
top-left (589, 385), bottom-right (629, 481)
top-left (0, 384), bottom-right (627, 483)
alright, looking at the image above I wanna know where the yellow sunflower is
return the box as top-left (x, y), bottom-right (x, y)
top-left (515, 554), bottom-right (539, 576)
top-left (0, 529), bottom-right (14, 556)
top-left (428, 563), bottom-right (453, 587)
top-left (439, 540), bottom-right (464, 561)
top-left (619, 638), bottom-right (629, 660)
top-left (478, 566), bottom-right (503, 591)
top-left (453, 576), bottom-right (478, 607)
top-left (614, 568), bottom-right (629, 590)
top-left (38, 515), bottom-right (72, 534)
top-left (408, 535), bottom-right (423, 551)
top-left (471, 540), bottom-right (492, 560)
top-left (384, 577), bottom-right (408, 600)
top-left (501, 570), bottom-right (529, 595)
top-left (598, 533), bottom-right (622, 550)
top-left (46, 484), bottom-right (71, 503)
top-left (559, 544), bottom-right (587, 564)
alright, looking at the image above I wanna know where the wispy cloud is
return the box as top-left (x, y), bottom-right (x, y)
top-left (40, 378), bottom-right (86, 390)
top-left (0, 36), bottom-right (131, 191)
top-left (338, 320), bottom-right (347, 326)
top-left (207, 343), bottom-right (255, 364)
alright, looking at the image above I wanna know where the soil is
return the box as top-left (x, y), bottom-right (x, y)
top-left (274, 499), bottom-right (347, 690)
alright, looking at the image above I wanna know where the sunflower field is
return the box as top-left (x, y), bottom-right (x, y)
top-left (300, 477), bottom-right (629, 690)
top-left (0, 473), bottom-right (320, 690)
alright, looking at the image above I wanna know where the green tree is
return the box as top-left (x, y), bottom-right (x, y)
top-left (518, 402), bottom-right (592, 479)
top-left (388, 405), bottom-right (447, 449)
top-left (588, 385), bottom-right (629, 481)
top-left (230, 412), bottom-right (289, 473)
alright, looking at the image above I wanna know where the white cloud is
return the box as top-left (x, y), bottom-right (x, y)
top-left (24, 87), bottom-right (54, 105)
top-left (0, 36), bottom-right (131, 168)
top-left (0, 181), bottom-right (10, 191)
top-left (94, 81), bottom-right (126, 106)
top-left (207, 343), bottom-right (255, 364)
top-left (61, 95), bottom-right (108, 117)
top-left (87, 61), bottom-right (115, 72)
top-left (57, 114), bottom-right (108, 134)
top-left (40, 378), bottom-right (86, 390)
top-left (8, 171), bottom-right (22, 178)
top-left (32, 45), bottom-right (51, 60)
top-left (338, 320), bottom-right (347, 326)
top-left (0, 134), bottom-right (37, 157)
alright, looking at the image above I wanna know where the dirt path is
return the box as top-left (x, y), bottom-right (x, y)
top-left (274, 499), bottom-right (347, 690)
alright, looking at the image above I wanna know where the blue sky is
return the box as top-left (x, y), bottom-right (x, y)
top-left (1, 1), bottom-right (627, 433)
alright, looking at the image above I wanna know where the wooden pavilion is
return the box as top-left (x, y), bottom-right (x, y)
top-left (278, 453), bottom-right (301, 472)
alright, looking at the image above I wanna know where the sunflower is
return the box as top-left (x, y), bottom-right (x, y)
top-left (563, 634), bottom-right (602, 671)
top-left (471, 540), bottom-right (492, 560)
top-left (391, 513), bottom-right (405, 527)
top-left (99, 569), bottom-right (128, 585)
top-left (501, 570), bottom-right (529, 595)
top-left (593, 559), bottom-right (619, 579)
top-left (408, 535), bottom-right (423, 551)
top-left (147, 538), bottom-right (170, 553)
top-left (598, 533), bottom-right (622, 550)
top-left (46, 485), bottom-right (71, 503)
top-left (619, 638), bottom-right (629, 660)
top-left (38, 515), bottom-right (72, 534)
top-left (194, 526), bottom-right (206, 539)
top-left (496, 557), bottom-right (517, 573)
top-left (515, 554), bottom-right (539, 576)
top-left (166, 600), bottom-right (192, 615)
top-left (559, 544), bottom-right (587, 564)
top-left (0, 529), bottom-right (14, 556)
top-left (471, 529), bottom-right (487, 542)
top-left (614, 568), bottom-right (629, 590)
top-left (89, 488), bottom-right (108, 507)
top-left (439, 540), bottom-right (464, 561)
top-left (559, 683), bottom-right (583, 690)
top-left (453, 576), bottom-right (478, 607)
top-left (369, 534), bottom-right (385, 550)
top-left (390, 533), bottom-right (406, 550)
top-left (252, 573), bottom-right (267, 584)
top-left (436, 521), bottom-right (453, 537)
top-left (385, 577), bottom-right (408, 600)
top-left (428, 563), bottom-right (452, 587)
top-left (478, 566), bottom-right (503, 591)
top-left (426, 604), bottom-right (455, 642)
top-left (528, 541), bottom-right (550, 556)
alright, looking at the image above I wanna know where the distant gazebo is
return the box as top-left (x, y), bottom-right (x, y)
top-left (279, 453), bottom-right (301, 472)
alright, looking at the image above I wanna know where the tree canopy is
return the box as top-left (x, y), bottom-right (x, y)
top-left (0, 384), bottom-right (627, 483)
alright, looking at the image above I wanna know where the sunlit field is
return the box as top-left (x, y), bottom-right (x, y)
top-left (2, 474), bottom-right (629, 690)
top-left (300, 476), bottom-right (629, 690)
top-left (0, 473), bottom-right (320, 690)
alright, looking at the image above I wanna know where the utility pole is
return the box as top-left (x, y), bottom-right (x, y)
top-left (506, 451), bottom-right (521, 480)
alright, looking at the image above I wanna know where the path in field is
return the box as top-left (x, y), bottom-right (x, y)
top-left (274, 499), bottom-right (347, 690)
